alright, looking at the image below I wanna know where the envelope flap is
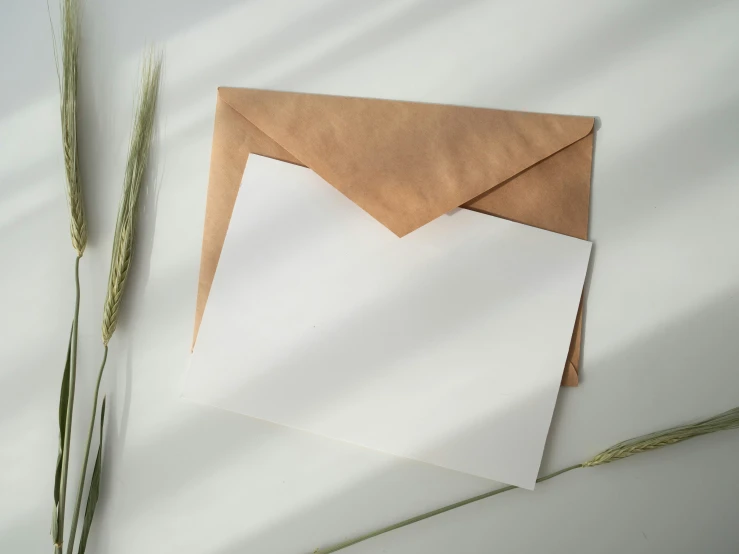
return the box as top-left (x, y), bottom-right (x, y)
top-left (219, 87), bottom-right (594, 236)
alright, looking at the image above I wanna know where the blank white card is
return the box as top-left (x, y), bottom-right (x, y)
top-left (185, 155), bottom-right (591, 489)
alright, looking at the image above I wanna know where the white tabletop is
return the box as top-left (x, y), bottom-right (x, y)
top-left (2, 1), bottom-right (739, 553)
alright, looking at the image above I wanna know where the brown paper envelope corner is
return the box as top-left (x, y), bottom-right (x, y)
top-left (194, 89), bottom-right (595, 387)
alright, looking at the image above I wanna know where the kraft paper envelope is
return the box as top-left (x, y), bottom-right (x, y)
top-left (194, 88), bottom-right (594, 385)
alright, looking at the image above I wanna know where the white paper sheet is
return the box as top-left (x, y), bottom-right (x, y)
top-left (185, 155), bottom-right (591, 489)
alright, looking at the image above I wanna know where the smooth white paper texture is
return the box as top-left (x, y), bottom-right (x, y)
top-left (185, 155), bottom-right (591, 489)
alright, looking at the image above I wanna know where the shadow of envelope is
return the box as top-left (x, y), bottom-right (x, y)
top-left (193, 88), bottom-right (594, 386)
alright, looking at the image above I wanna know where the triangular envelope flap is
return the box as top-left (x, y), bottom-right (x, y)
top-left (219, 87), bottom-right (594, 236)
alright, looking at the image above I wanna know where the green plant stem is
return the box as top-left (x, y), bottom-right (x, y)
top-left (66, 345), bottom-right (108, 554)
top-left (56, 255), bottom-right (81, 554)
top-left (314, 464), bottom-right (582, 554)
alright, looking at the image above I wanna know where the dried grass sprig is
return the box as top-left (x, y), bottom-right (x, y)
top-left (58, 0), bottom-right (87, 257)
top-left (582, 406), bottom-right (739, 466)
top-left (65, 52), bottom-right (162, 554)
top-left (50, 1), bottom-right (86, 551)
top-left (102, 53), bottom-right (162, 346)
top-left (314, 406), bottom-right (739, 554)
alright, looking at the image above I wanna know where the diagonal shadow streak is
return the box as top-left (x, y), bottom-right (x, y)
top-left (3, 1), bottom-right (737, 549)
top-left (199, 213), bottom-right (579, 415)
top-left (0, 0), bottom-right (251, 120)
top-left (4, 62), bottom-right (736, 529)
top-left (472, 0), bottom-right (713, 105)
top-left (0, 0), bottom-right (479, 239)
top-left (45, 283), bottom-right (737, 554)
top-left (6, 68), bottom-right (727, 402)
top-left (87, 119), bottom-right (165, 553)
top-left (103, 212), bottom-right (582, 522)
top-left (164, 0), bottom-right (488, 116)
top-left (3, 56), bottom-right (736, 433)
top-left (0, 158), bottom-right (63, 232)
top-left (257, 0), bottom-right (490, 91)
top-left (189, 285), bottom-right (739, 554)
top-left (594, 92), bottom-right (739, 234)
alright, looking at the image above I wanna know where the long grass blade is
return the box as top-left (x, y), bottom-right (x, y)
top-left (51, 327), bottom-right (72, 545)
top-left (76, 397), bottom-right (106, 554)
top-left (56, 256), bottom-right (82, 554)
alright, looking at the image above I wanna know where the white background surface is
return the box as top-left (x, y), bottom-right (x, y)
top-left (1, 0), bottom-right (738, 553)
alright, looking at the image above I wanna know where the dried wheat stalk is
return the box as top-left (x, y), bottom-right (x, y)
top-left (59, 0), bottom-right (87, 256)
top-left (51, 1), bottom-right (86, 552)
top-left (101, 53), bottom-right (162, 345)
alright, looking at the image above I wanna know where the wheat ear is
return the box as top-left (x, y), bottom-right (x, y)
top-left (101, 52), bottom-right (162, 346)
top-left (582, 405), bottom-right (739, 467)
top-left (60, 0), bottom-right (87, 256)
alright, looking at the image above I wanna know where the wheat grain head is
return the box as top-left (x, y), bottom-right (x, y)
top-left (583, 406), bottom-right (739, 467)
top-left (101, 52), bottom-right (162, 345)
top-left (58, 0), bottom-right (87, 256)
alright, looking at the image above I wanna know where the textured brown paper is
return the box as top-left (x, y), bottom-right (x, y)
top-left (194, 88), bottom-right (594, 386)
